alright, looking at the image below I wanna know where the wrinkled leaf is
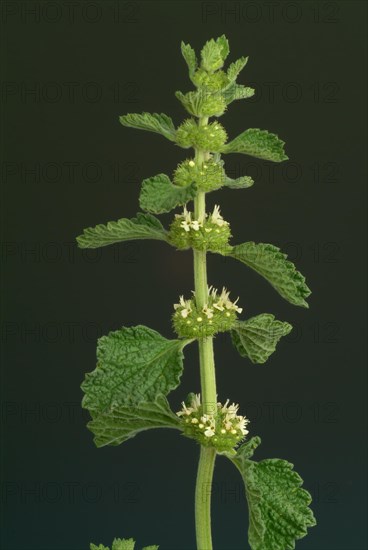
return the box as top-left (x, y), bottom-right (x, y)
top-left (223, 174), bottom-right (254, 189)
top-left (82, 325), bottom-right (191, 412)
top-left (87, 394), bottom-right (181, 448)
top-left (227, 242), bottom-right (311, 307)
top-left (181, 41), bottom-right (197, 77)
top-left (139, 173), bottom-right (196, 214)
top-left (228, 437), bottom-right (316, 550)
top-left (231, 314), bottom-right (292, 364)
top-left (119, 112), bottom-right (176, 142)
top-left (76, 213), bottom-right (167, 249)
top-left (221, 128), bottom-right (288, 162)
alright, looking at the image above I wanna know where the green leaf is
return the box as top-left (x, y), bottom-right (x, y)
top-left (229, 437), bottom-right (316, 550)
top-left (76, 213), bottom-right (167, 249)
top-left (87, 394), bottom-right (181, 447)
top-left (223, 84), bottom-right (255, 105)
top-left (90, 539), bottom-right (159, 550)
top-left (223, 174), bottom-right (254, 189)
top-left (231, 314), bottom-right (292, 364)
top-left (216, 35), bottom-right (230, 61)
top-left (181, 41), bottom-right (197, 77)
top-left (175, 90), bottom-right (202, 116)
top-left (82, 325), bottom-right (191, 412)
top-left (139, 173), bottom-right (197, 214)
top-left (221, 128), bottom-right (288, 162)
top-left (227, 56), bottom-right (249, 82)
top-left (227, 242), bottom-right (311, 307)
top-left (119, 112), bottom-right (176, 142)
top-left (201, 35), bottom-right (229, 71)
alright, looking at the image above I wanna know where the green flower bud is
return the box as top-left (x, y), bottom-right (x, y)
top-left (192, 69), bottom-right (230, 92)
top-left (199, 94), bottom-right (227, 117)
top-left (175, 119), bottom-right (197, 148)
top-left (167, 214), bottom-right (191, 250)
top-left (172, 286), bottom-right (242, 338)
top-left (173, 157), bottom-right (226, 192)
top-left (190, 219), bottom-right (231, 252)
top-left (176, 119), bottom-right (227, 152)
top-left (176, 393), bottom-right (250, 452)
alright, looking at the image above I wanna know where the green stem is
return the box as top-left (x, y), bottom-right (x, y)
top-left (194, 116), bottom-right (217, 550)
top-left (195, 446), bottom-right (216, 550)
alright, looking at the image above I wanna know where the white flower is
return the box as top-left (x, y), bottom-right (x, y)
top-left (210, 205), bottom-right (228, 227)
top-left (180, 220), bottom-right (191, 232)
top-left (212, 287), bottom-right (229, 311)
top-left (204, 426), bottom-right (215, 437)
top-left (174, 295), bottom-right (192, 318)
top-left (176, 393), bottom-right (250, 442)
top-left (176, 402), bottom-right (194, 417)
top-left (188, 160), bottom-right (195, 167)
top-left (190, 393), bottom-right (201, 410)
top-left (177, 206), bottom-right (203, 232)
top-left (191, 220), bottom-right (201, 231)
top-left (236, 416), bottom-right (250, 436)
top-left (212, 287), bottom-right (242, 314)
top-left (176, 393), bottom-right (201, 418)
top-left (202, 305), bottom-right (214, 319)
top-left (179, 206), bottom-right (192, 232)
top-left (226, 296), bottom-right (242, 314)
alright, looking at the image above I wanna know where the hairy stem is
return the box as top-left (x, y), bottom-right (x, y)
top-left (194, 117), bottom-right (217, 550)
top-left (195, 446), bottom-right (216, 550)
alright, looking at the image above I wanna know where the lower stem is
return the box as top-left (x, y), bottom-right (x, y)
top-left (195, 446), bottom-right (216, 550)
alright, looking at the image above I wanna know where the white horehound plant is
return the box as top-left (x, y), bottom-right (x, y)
top-left (77, 36), bottom-right (316, 550)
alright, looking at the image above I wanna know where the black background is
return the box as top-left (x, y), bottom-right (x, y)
top-left (1, 1), bottom-right (367, 549)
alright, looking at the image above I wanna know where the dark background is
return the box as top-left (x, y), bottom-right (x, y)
top-left (1, 1), bottom-right (367, 549)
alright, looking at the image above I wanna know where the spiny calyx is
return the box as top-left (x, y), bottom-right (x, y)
top-left (172, 286), bottom-right (242, 338)
top-left (168, 205), bottom-right (231, 252)
top-left (192, 68), bottom-right (230, 92)
top-left (175, 119), bottom-right (227, 151)
top-left (177, 393), bottom-right (250, 452)
top-left (173, 156), bottom-right (226, 192)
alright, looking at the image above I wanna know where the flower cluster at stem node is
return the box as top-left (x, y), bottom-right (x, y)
top-left (173, 286), bottom-right (242, 338)
top-left (192, 69), bottom-right (230, 92)
top-left (175, 119), bottom-right (227, 151)
top-left (177, 393), bottom-right (250, 452)
top-left (173, 156), bottom-right (226, 192)
top-left (168, 205), bottom-right (232, 253)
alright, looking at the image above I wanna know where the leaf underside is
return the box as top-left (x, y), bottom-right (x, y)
top-left (87, 394), bottom-right (180, 447)
top-left (223, 84), bottom-right (255, 105)
top-left (223, 174), bottom-right (254, 189)
top-left (231, 314), bottom-right (292, 364)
